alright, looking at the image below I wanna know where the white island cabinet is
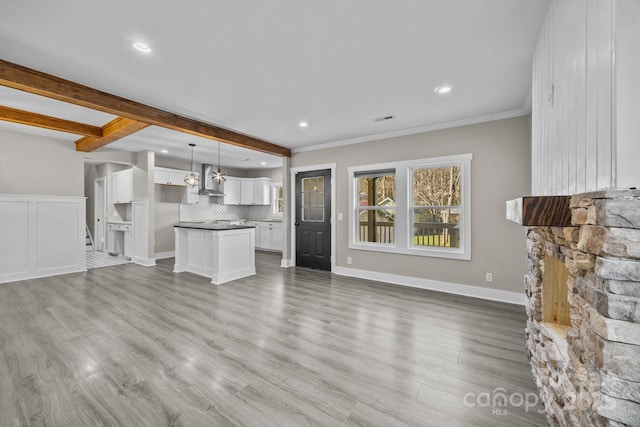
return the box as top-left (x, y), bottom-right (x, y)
top-left (173, 223), bottom-right (256, 285)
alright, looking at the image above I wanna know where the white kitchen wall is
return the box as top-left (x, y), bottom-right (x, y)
top-left (532, 0), bottom-right (640, 195)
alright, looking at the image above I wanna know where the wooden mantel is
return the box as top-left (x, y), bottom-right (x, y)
top-left (506, 196), bottom-right (572, 226)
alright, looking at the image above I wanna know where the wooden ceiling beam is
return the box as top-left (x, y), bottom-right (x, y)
top-left (75, 117), bottom-right (150, 152)
top-left (0, 59), bottom-right (291, 156)
top-left (0, 105), bottom-right (102, 137)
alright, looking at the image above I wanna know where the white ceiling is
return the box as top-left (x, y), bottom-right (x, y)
top-left (0, 0), bottom-right (548, 165)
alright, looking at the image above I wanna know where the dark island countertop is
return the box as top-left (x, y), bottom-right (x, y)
top-left (174, 222), bottom-right (256, 231)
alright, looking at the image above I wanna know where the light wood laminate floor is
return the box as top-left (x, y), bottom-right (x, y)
top-left (0, 252), bottom-right (546, 427)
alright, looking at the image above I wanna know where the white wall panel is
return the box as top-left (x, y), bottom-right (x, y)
top-left (0, 195), bottom-right (86, 283)
top-left (36, 201), bottom-right (81, 271)
top-left (531, 0), bottom-right (637, 195)
top-left (614, 0), bottom-right (640, 189)
top-left (0, 200), bottom-right (30, 276)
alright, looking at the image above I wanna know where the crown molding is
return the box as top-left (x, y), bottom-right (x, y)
top-left (293, 107), bottom-right (530, 154)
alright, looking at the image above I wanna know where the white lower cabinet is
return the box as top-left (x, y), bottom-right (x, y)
top-left (107, 224), bottom-right (115, 253)
top-left (254, 222), bottom-right (283, 251)
top-left (108, 222), bottom-right (132, 258)
top-left (124, 229), bottom-right (132, 258)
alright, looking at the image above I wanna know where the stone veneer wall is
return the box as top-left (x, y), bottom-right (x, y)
top-left (525, 190), bottom-right (640, 427)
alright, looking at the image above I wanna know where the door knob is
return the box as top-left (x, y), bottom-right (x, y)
top-left (294, 222), bottom-right (300, 226)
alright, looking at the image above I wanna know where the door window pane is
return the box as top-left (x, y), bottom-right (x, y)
top-left (301, 176), bottom-right (325, 222)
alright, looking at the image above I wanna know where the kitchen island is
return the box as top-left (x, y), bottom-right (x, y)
top-left (173, 222), bottom-right (256, 285)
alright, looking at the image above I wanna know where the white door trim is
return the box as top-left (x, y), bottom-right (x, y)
top-left (94, 176), bottom-right (106, 252)
top-left (289, 163), bottom-right (336, 273)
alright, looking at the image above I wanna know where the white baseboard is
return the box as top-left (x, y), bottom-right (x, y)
top-left (280, 258), bottom-right (294, 268)
top-left (0, 266), bottom-right (87, 285)
top-left (154, 251), bottom-right (175, 260)
top-left (133, 257), bottom-right (156, 267)
top-left (334, 266), bottom-right (526, 305)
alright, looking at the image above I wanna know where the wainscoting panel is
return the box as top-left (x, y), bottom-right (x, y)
top-left (0, 195), bottom-right (86, 284)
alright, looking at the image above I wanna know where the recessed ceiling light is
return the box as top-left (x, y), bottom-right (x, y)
top-left (434, 85), bottom-right (452, 94)
top-left (260, 161), bottom-right (267, 165)
top-left (132, 41), bottom-right (152, 53)
top-left (299, 121), bottom-right (308, 128)
top-left (161, 149), bottom-right (168, 154)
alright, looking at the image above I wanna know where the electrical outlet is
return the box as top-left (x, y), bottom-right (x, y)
top-left (112, 211), bottom-right (118, 217)
top-left (347, 257), bottom-right (352, 265)
top-left (486, 272), bottom-right (493, 282)
top-left (338, 212), bottom-right (343, 221)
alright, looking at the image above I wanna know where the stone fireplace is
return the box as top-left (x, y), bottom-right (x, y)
top-left (511, 190), bottom-right (640, 426)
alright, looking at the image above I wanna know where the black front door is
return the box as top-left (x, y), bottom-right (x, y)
top-left (295, 169), bottom-right (331, 270)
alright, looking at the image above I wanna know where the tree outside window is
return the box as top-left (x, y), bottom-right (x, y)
top-left (411, 165), bottom-right (461, 248)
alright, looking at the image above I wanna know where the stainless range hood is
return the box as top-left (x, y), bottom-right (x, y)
top-left (198, 164), bottom-right (225, 197)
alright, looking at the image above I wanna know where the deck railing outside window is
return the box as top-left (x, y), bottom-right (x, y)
top-left (358, 221), bottom-right (459, 247)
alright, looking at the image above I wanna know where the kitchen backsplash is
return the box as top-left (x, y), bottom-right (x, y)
top-left (179, 199), bottom-right (274, 222)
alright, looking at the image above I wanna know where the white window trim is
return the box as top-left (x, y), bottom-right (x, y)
top-left (348, 153), bottom-right (472, 260)
top-left (271, 182), bottom-right (283, 217)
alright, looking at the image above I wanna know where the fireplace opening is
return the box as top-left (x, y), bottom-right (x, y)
top-left (542, 253), bottom-right (571, 333)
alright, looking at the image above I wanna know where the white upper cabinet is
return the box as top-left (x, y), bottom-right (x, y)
top-left (182, 172), bottom-right (200, 204)
top-left (224, 177), bottom-right (242, 205)
top-left (240, 180), bottom-right (254, 205)
top-left (154, 167), bottom-right (189, 186)
top-left (224, 177), bottom-right (271, 205)
top-left (112, 169), bottom-right (133, 204)
top-left (253, 178), bottom-right (271, 205)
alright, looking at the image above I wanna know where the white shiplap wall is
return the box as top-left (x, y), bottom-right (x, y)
top-left (532, 0), bottom-right (639, 195)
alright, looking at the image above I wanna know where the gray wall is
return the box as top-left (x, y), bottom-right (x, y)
top-left (291, 116), bottom-right (531, 293)
top-left (0, 129), bottom-right (84, 197)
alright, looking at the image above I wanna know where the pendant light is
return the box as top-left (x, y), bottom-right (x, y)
top-left (184, 143), bottom-right (199, 188)
top-left (212, 141), bottom-right (227, 183)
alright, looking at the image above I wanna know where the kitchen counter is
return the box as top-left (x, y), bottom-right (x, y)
top-left (174, 222), bottom-right (255, 231)
top-left (250, 218), bottom-right (283, 223)
top-left (173, 222), bottom-right (256, 285)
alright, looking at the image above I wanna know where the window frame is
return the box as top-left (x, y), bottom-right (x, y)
top-left (348, 153), bottom-right (472, 260)
top-left (271, 182), bottom-right (283, 217)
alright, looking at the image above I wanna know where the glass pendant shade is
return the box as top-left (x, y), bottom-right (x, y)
top-left (184, 173), bottom-right (198, 188)
top-left (184, 143), bottom-right (199, 188)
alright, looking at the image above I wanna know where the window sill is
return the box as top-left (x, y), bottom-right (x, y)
top-left (350, 242), bottom-right (470, 260)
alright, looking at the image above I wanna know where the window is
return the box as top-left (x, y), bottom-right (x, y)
top-left (411, 165), bottom-right (461, 249)
top-left (348, 154), bottom-right (471, 260)
top-left (355, 170), bottom-right (395, 244)
top-left (272, 183), bottom-right (283, 216)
